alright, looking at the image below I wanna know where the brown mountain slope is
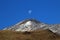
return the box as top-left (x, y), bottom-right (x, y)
top-left (0, 30), bottom-right (60, 40)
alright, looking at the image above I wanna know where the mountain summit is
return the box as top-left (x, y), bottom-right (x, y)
top-left (3, 19), bottom-right (60, 35)
top-left (3, 19), bottom-right (49, 32)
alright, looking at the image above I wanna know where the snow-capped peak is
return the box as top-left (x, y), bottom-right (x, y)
top-left (3, 19), bottom-right (48, 32)
top-left (3, 18), bottom-right (60, 35)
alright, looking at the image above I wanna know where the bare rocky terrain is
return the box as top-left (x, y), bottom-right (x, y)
top-left (0, 30), bottom-right (60, 40)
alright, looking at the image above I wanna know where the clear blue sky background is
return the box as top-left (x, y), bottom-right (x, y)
top-left (0, 0), bottom-right (60, 29)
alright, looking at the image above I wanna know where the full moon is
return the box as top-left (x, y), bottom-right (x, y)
top-left (28, 10), bottom-right (32, 14)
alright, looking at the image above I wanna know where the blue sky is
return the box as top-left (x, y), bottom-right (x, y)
top-left (0, 0), bottom-right (60, 29)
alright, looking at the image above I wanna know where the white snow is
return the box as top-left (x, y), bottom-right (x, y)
top-left (25, 21), bottom-right (32, 26)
